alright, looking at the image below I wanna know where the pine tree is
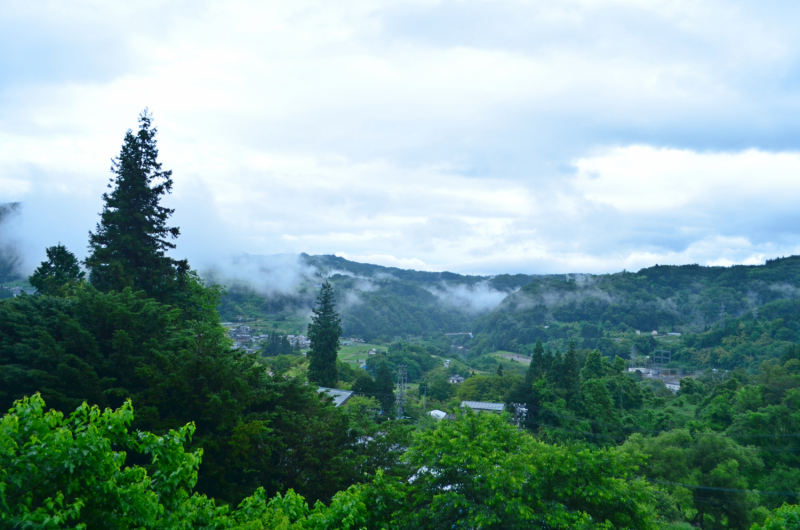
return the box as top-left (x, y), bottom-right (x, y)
top-left (85, 109), bottom-right (188, 302)
top-left (307, 281), bottom-right (341, 387)
top-left (29, 244), bottom-right (85, 295)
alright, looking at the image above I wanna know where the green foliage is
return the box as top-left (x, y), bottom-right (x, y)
top-left (0, 282), bottom-right (377, 506)
top-left (0, 394), bottom-right (229, 529)
top-left (752, 503), bottom-right (800, 530)
top-left (365, 342), bottom-right (440, 382)
top-left (399, 410), bottom-right (660, 529)
top-left (307, 281), bottom-right (341, 387)
top-left (623, 430), bottom-right (764, 529)
top-left (85, 110), bottom-right (189, 303)
top-left (29, 244), bottom-right (85, 295)
top-left (261, 332), bottom-right (295, 357)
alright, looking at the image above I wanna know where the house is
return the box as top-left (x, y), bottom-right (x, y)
top-left (316, 387), bottom-right (354, 407)
top-left (448, 374), bottom-right (465, 384)
top-left (664, 380), bottom-right (680, 393)
top-left (460, 401), bottom-right (505, 414)
top-left (667, 332), bottom-right (682, 337)
top-left (651, 331), bottom-right (658, 336)
top-left (429, 410), bottom-right (448, 421)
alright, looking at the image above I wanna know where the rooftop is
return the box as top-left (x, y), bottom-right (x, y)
top-left (460, 401), bottom-right (505, 412)
top-left (317, 387), bottom-right (354, 407)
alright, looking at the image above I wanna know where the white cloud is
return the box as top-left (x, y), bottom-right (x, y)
top-left (574, 146), bottom-right (800, 212)
top-left (4, 0), bottom-right (800, 276)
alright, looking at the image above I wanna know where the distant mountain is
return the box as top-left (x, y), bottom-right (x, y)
top-left (211, 253), bottom-right (538, 340)
top-left (300, 253), bottom-right (537, 292)
top-left (473, 256), bottom-right (800, 351)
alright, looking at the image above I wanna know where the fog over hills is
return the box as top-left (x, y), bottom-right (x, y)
top-left (205, 253), bottom-right (800, 346)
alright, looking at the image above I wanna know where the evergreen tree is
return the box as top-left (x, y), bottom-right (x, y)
top-left (280, 334), bottom-right (293, 355)
top-left (562, 340), bottom-right (580, 406)
top-left (375, 361), bottom-right (395, 413)
top-left (581, 349), bottom-right (604, 381)
top-left (548, 350), bottom-right (563, 387)
top-left (542, 346), bottom-right (554, 374)
top-left (307, 281), bottom-right (341, 387)
top-left (84, 109), bottom-right (188, 302)
top-left (29, 244), bottom-right (85, 295)
top-left (530, 339), bottom-right (545, 380)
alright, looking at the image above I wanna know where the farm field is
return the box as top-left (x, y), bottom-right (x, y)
top-left (337, 343), bottom-right (384, 364)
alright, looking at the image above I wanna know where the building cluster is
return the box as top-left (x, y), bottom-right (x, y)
top-left (228, 325), bottom-right (267, 353)
top-left (626, 366), bottom-right (690, 393)
top-left (227, 325), bottom-right (314, 353)
top-left (287, 334), bottom-right (311, 348)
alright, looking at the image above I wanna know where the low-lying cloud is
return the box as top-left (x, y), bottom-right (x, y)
top-left (429, 281), bottom-right (512, 314)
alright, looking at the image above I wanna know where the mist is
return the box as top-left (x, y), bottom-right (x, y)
top-left (201, 253), bottom-right (319, 297)
top-left (428, 281), bottom-right (513, 314)
top-left (0, 203), bottom-right (23, 283)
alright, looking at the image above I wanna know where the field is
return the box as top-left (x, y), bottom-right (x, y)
top-left (222, 316), bottom-right (309, 335)
top-left (337, 343), bottom-right (385, 365)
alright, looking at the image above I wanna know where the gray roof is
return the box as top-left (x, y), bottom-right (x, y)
top-left (317, 387), bottom-right (354, 407)
top-left (460, 401), bottom-right (505, 412)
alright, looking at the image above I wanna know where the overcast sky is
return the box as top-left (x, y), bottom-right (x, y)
top-left (3, 0), bottom-right (800, 276)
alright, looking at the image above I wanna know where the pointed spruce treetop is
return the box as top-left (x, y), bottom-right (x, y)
top-left (307, 281), bottom-right (342, 387)
top-left (85, 109), bottom-right (188, 302)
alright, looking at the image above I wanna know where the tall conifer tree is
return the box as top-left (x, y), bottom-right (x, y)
top-left (375, 361), bottom-right (395, 413)
top-left (307, 281), bottom-right (341, 387)
top-left (85, 109), bottom-right (188, 302)
top-left (530, 339), bottom-right (545, 381)
top-left (562, 340), bottom-right (580, 406)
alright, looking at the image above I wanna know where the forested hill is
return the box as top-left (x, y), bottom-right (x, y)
top-left (215, 253), bottom-right (538, 340)
top-left (474, 256), bottom-right (800, 347)
top-left (301, 253), bottom-right (537, 291)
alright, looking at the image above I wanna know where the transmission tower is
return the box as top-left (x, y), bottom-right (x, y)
top-left (719, 303), bottom-right (726, 327)
top-left (652, 348), bottom-right (671, 367)
top-left (396, 365), bottom-right (407, 420)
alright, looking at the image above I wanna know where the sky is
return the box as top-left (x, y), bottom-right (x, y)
top-left (3, 0), bottom-right (800, 276)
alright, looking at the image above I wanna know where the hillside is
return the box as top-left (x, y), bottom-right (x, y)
top-left (475, 257), bottom-right (800, 339)
top-left (211, 253), bottom-right (537, 340)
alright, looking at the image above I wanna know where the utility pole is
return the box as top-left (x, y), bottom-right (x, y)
top-left (396, 365), bottom-right (407, 420)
